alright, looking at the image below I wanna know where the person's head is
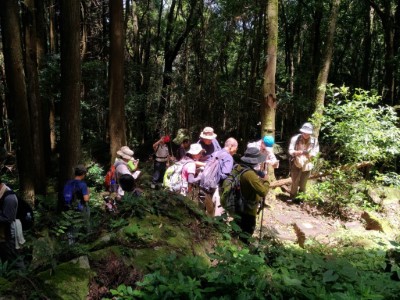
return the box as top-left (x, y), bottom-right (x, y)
top-left (119, 174), bottom-right (135, 192)
top-left (74, 165), bottom-right (87, 177)
top-left (299, 122), bottom-right (313, 140)
top-left (224, 138), bottom-right (238, 155)
top-left (241, 147), bottom-right (266, 168)
top-left (181, 139), bottom-right (190, 149)
top-left (163, 135), bottom-right (170, 143)
top-left (262, 135), bottom-right (275, 148)
top-left (199, 127), bottom-right (217, 145)
top-left (186, 143), bottom-right (204, 160)
top-left (117, 146), bottom-right (135, 162)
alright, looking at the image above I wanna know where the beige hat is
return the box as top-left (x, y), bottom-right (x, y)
top-left (117, 146), bottom-right (134, 160)
top-left (187, 143), bottom-right (204, 155)
top-left (199, 127), bottom-right (217, 140)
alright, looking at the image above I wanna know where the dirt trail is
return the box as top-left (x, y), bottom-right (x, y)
top-left (258, 190), bottom-right (391, 247)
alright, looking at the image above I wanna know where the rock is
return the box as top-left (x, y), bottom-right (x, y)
top-left (361, 211), bottom-right (384, 232)
top-left (367, 189), bottom-right (383, 205)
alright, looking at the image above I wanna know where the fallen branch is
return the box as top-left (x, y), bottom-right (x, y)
top-left (269, 161), bottom-right (373, 188)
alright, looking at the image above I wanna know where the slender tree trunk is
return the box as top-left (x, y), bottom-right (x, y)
top-left (313, 0), bottom-right (341, 136)
top-left (0, 0), bottom-right (35, 203)
top-left (109, 0), bottom-right (126, 164)
top-left (261, 0), bottom-right (278, 138)
top-left (23, 0), bottom-right (47, 194)
top-left (36, 0), bottom-right (47, 66)
top-left (361, 4), bottom-right (373, 90)
top-left (59, 0), bottom-right (81, 208)
top-left (49, 0), bottom-right (57, 54)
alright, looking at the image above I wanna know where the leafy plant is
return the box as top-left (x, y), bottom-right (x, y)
top-left (322, 85), bottom-right (400, 166)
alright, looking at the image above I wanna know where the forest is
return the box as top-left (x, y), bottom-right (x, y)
top-left (0, 0), bottom-right (400, 299)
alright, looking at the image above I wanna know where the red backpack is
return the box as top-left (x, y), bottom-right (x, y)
top-left (104, 165), bottom-right (117, 192)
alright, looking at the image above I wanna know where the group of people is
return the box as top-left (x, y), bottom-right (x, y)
top-left (147, 124), bottom-right (319, 241)
top-left (0, 122), bottom-right (319, 268)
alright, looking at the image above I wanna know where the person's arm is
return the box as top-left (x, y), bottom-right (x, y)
top-left (288, 135), bottom-right (302, 156)
top-left (152, 138), bottom-right (163, 151)
top-left (187, 173), bottom-right (201, 184)
top-left (309, 138), bottom-right (319, 157)
top-left (220, 155), bottom-right (233, 181)
top-left (247, 171), bottom-right (269, 198)
top-left (81, 183), bottom-right (90, 202)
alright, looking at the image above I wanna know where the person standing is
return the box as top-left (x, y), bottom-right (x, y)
top-left (115, 146), bottom-right (139, 198)
top-left (247, 135), bottom-right (279, 173)
top-left (180, 143), bottom-right (204, 196)
top-left (176, 138), bottom-right (190, 161)
top-left (234, 147), bottom-right (270, 243)
top-left (202, 138), bottom-right (238, 216)
top-left (0, 179), bottom-right (24, 269)
top-left (151, 135), bottom-right (171, 189)
top-left (198, 127), bottom-right (221, 164)
top-left (288, 122), bottom-right (319, 201)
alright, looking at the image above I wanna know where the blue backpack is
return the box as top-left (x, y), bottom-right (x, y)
top-left (63, 180), bottom-right (84, 211)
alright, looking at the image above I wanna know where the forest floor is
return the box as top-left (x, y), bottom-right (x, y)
top-left (258, 183), bottom-right (400, 247)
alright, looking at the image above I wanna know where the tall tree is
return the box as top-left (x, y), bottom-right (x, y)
top-left (58, 0), bottom-right (82, 205)
top-left (0, 0), bottom-right (35, 202)
top-left (312, 0), bottom-right (341, 136)
top-left (366, 0), bottom-right (399, 105)
top-left (23, 0), bottom-right (47, 194)
top-left (261, 0), bottom-right (278, 138)
top-left (108, 0), bottom-right (126, 163)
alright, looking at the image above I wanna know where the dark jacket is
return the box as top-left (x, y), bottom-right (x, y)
top-left (238, 164), bottom-right (269, 216)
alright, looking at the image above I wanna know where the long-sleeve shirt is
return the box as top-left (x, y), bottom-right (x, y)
top-left (0, 186), bottom-right (17, 240)
top-left (198, 139), bottom-right (221, 162)
top-left (288, 134), bottom-right (319, 171)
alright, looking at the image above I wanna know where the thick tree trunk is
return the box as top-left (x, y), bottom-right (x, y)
top-left (23, 0), bottom-right (47, 194)
top-left (261, 0), bottom-right (278, 138)
top-left (0, 0), bottom-right (35, 203)
top-left (59, 0), bottom-right (81, 208)
top-left (312, 0), bottom-right (341, 136)
top-left (109, 0), bottom-right (126, 163)
top-left (35, 0), bottom-right (47, 67)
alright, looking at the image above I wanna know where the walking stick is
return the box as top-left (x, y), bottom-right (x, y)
top-left (259, 198), bottom-right (265, 241)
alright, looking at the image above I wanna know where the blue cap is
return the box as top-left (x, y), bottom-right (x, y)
top-left (262, 136), bottom-right (274, 147)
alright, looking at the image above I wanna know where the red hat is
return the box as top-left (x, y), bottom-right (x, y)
top-left (163, 135), bottom-right (170, 143)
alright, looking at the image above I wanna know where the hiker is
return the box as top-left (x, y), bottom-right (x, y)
top-left (233, 147), bottom-right (270, 243)
top-left (114, 146), bottom-right (139, 198)
top-left (288, 122), bottom-right (319, 201)
top-left (0, 179), bottom-right (25, 269)
top-left (201, 138), bottom-right (238, 216)
top-left (180, 143), bottom-right (204, 196)
top-left (151, 135), bottom-right (171, 189)
top-left (198, 127), bottom-right (221, 164)
top-left (247, 135), bottom-right (279, 174)
top-left (176, 138), bottom-right (190, 161)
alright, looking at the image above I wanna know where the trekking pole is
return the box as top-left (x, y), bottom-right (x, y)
top-left (259, 197), bottom-right (265, 241)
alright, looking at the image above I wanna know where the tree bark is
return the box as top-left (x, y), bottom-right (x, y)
top-left (59, 0), bottom-right (82, 208)
top-left (312, 0), bottom-right (341, 136)
top-left (261, 0), bottom-right (278, 138)
top-left (23, 0), bottom-right (47, 194)
top-left (109, 0), bottom-right (126, 163)
top-left (0, 0), bottom-right (35, 203)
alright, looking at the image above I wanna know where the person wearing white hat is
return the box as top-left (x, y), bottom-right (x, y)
top-left (179, 143), bottom-right (204, 196)
top-left (115, 146), bottom-right (139, 198)
top-left (288, 122), bottom-right (319, 201)
top-left (198, 127), bottom-right (221, 164)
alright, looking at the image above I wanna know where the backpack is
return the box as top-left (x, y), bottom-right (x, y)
top-left (1, 190), bottom-right (34, 231)
top-left (104, 165), bottom-right (117, 192)
top-left (63, 180), bottom-right (84, 211)
top-left (220, 164), bottom-right (251, 214)
top-left (163, 160), bottom-right (190, 192)
top-left (199, 151), bottom-right (224, 193)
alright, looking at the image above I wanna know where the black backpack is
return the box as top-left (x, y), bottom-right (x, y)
top-left (220, 164), bottom-right (251, 214)
top-left (1, 190), bottom-right (34, 231)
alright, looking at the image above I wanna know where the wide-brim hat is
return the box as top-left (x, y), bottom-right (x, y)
top-left (117, 146), bottom-right (134, 161)
top-left (199, 126), bottom-right (217, 140)
top-left (299, 122), bottom-right (313, 134)
top-left (187, 143), bottom-right (204, 155)
top-left (241, 147), bottom-right (266, 165)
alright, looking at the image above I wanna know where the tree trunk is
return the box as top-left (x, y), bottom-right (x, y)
top-left (49, 0), bottom-right (57, 54)
top-left (0, 0), bottom-right (35, 203)
top-left (109, 0), bottom-right (126, 164)
top-left (35, 0), bottom-right (47, 67)
top-left (261, 0), bottom-right (278, 138)
top-left (59, 0), bottom-right (81, 208)
top-left (23, 0), bottom-right (47, 194)
top-left (361, 4), bottom-right (373, 90)
top-left (312, 0), bottom-right (341, 136)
